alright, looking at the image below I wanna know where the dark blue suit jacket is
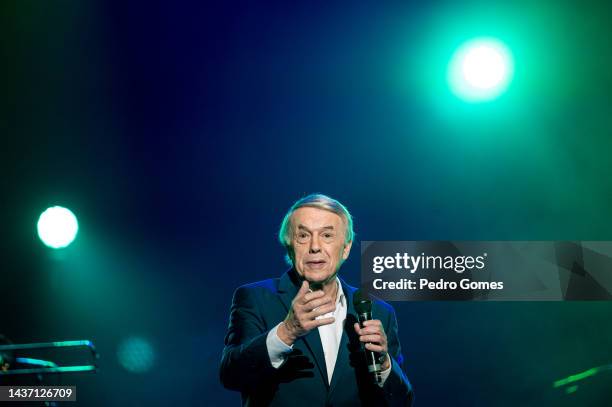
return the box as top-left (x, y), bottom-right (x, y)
top-left (220, 269), bottom-right (414, 406)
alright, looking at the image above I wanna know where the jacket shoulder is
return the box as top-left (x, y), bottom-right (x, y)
top-left (372, 296), bottom-right (396, 318)
top-left (233, 277), bottom-right (281, 298)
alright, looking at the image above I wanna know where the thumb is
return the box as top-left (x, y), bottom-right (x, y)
top-left (354, 322), bottom-right (361, 334)
top-left (297, 280), bottom-right (309, 297)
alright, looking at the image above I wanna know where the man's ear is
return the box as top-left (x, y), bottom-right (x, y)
top-left (342, 240), bottom-right (352, 260)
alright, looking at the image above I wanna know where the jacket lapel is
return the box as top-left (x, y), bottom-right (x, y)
top-left (277, 269), bottom-right (329, 388)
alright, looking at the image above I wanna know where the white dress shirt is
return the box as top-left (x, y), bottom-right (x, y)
top-left (266, 278), bottom-right (391, 386)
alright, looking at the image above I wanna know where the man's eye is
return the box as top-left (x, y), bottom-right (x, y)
top-left (323, 233), bottom-right (333, 238)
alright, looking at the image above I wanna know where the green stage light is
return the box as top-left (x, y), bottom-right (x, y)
top-left (37, 206), bottom-right (79, 249)
top-left (448, 38), bottom-right (513, 102)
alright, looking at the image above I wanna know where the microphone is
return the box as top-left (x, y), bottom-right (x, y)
top-left (308, 281), bottom-right (324, 292)
top-left (353, 290), bottom-right (383, 384)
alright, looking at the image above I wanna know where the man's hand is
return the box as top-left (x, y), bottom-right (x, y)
top-left (353, 320), bottom-right (391, 370)
top-left (277, 281), bottom-right (336, 346)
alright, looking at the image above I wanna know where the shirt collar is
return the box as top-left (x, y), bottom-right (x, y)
top-left (335, 277), bottom-right (345, 307)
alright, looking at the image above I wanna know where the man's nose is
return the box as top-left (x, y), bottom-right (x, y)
top-left (309, 234), bottom-right (321, 253)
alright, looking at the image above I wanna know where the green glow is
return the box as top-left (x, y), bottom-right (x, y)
top-left (553, 367), bottom-right (600, 388)
top-left (37, 206), bottom-right (79, 249)
top-left (15, 357), bottom-right (57, 367)
top-left (565, 385), bottom-right (578, 394)
top-left (0, 365), bottom-right (96, 375)
top-left (448, 38), bottom-right (514, 102)
top-left (117, 337), bottom-right (155, 374)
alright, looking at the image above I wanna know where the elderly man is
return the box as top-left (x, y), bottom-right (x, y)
top-left (220, 194), bottom-right (413, 406)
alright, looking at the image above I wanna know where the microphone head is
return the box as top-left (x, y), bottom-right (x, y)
top-left (353, 289), bottom-right (372, 314)
top-left (308, 281), bottom-right (324, 292)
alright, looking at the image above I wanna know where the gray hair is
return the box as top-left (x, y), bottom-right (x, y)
top-left (279, 194), bottom-right (354, 265)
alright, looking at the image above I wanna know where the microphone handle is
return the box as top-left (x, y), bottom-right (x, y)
top-left (357, 311), bottom-right (382, 383)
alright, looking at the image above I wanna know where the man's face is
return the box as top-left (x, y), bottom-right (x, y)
top-left (290, 207), bottom-right (352, 284)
